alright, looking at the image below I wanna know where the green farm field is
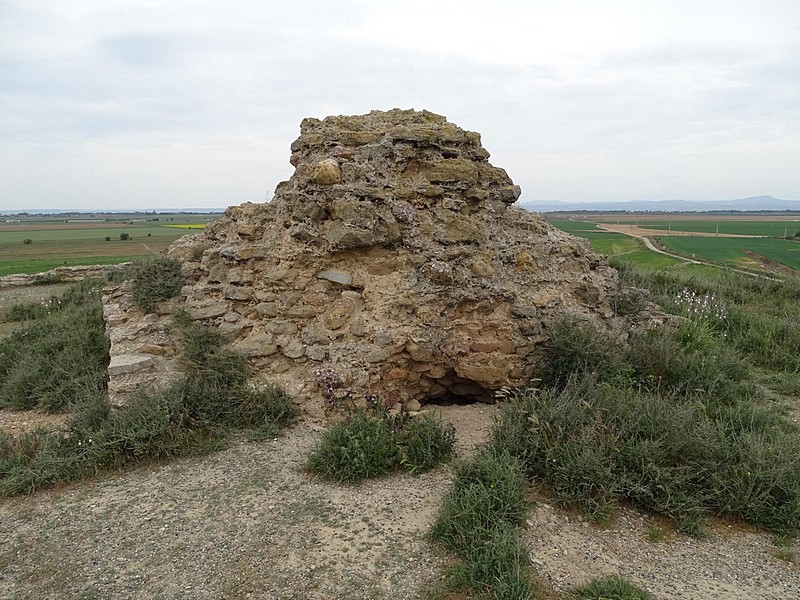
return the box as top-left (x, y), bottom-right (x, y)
top-left (549, 213), bottom-right (800, 236)
top-left (543, 218), bottom-right (602, 233)
top-left (546, 215), bottom-right (800, 275)
top-left (547, 220), bottom-right (686, 269)
top-left (0, 213), bottom-right (220, 276)
top-left (658, 236), bottom-right (800, 271)
top-left (620, 219), bottom-right (798, 237)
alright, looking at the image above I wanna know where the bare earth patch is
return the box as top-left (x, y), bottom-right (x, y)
top-left (740, 249), bottom-right (799, 277)
top-left (526, 504), bottom-right (800, 599)
top-left (1, 405), bottom-right (798, 599)
top-left (0, 410), bottom-right (69, 435)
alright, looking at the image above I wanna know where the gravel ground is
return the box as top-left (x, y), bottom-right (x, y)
top-left (0, 406), bottom-right (496, 600)
top-left (526, 502), bottom-right (800, 599)
top-left (1, 405), bottom-right (799, 599)
top-left (0, 420), bottom-right (447, 600)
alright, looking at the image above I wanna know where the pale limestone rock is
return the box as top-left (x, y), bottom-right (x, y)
top-left (312, 158), bottom-right (341, 185)
top-left (317, 270), bottom-right (353, 286)
top-left (108, 354), bottom-right (154, 376)
top-left (280, 339), bottom-right (306, 359)
top-left (189, 300), bottom-right (229, 319)
top-left (0, 263), bottom-right (131, 288)
top-left (405, 399), bottom-right (422, 412)
top-left (232, 332), bottom-right (278, 357)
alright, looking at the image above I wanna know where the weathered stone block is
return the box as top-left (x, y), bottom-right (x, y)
top-left (233, 332), bottom-right (278, 357)
top-left (255, 302), bottom-right (279, 317)
top-left (425, 158), bottom-right (479, 183)
top-left (317, 270), bottom-right (352, 286)
top-left (280, 339), bottom-right (306, 359)
top-left (108, 354), bottom-right (154, 376)
top-left (189, 300), bottom-right (229, 319)
top-left (224, 285), bottom-right (252, 301)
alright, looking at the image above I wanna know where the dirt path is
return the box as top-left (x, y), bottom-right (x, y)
top-left (595, 224), bottom-right (780, 280)
top-left (1, 405), bottom-right (798, 599)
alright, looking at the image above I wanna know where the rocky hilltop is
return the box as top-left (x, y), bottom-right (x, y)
top-left (104, 109), bottom-right (627, 413)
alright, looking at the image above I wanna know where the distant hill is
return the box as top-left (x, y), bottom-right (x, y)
top-left (521, 195), bottom-right (800, 213)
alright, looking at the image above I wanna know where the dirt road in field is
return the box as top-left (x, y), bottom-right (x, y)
top-left (594, 224), bottom-right (781, 280)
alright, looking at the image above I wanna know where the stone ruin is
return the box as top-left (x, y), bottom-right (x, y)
top-left (103, 108), bottom-right (635, 416)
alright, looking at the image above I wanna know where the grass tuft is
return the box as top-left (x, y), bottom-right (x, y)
top-left (130, 255), bottom-right (184, 312)
top-left (306, 409), bottom-right (455, 483)
top-left (398, 413), bottom-right (457, 474)
top-left (570, 575), bottom-right (656, 600)
top-left (536, 318), bottom-right (629, 387)
top-left (429, 451), bottom-right (536, 599)
top-left (307, 411), bottom-right (398, 483)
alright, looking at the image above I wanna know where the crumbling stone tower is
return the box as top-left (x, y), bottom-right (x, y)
top-left (104, 109), bottom-right (620, 414)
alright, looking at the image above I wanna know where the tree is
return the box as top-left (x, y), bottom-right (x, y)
top-left (119, 232), bottom-right (130, 241)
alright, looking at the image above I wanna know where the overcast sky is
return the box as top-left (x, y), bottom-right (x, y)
top-left (1, 1), bottom-right (798, 211)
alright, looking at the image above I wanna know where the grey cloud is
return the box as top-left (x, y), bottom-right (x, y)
top-left (1, 1), bottom-right (798, 209)
top-left (97, 33), bottom-right (189, 67)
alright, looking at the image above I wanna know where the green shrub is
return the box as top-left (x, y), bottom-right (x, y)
top-left (539, 316), bottom-right (753, 405)
top-left (307, 411), bottom-right (398, 483)
top-left (234, 384), bottom-right (296, 430)
top-left (430, 451), bottom-right (530, 553)
top-left (492, 378), bottom-right (619, 523)
top-left (445, 526), bottom-right (536, 600)
top-left (492, 377), bottom-right (800, 535)
top-left (571, 575), bottom-right (656, 600)
top-left (0, 282), bottom-right (109, 412)
top-left (104, 265), bottom-right (132, 285)
top-left (398, 414), bottom-right (455, 474)
top-left (5, 301), bottom-right (49, 322)
top-left (130, 255), bottom-right (185, 312)
top-left (307, 408), bottom-right (455, 483)
top-left (0, 428), bottom-right (79, 496)
top-left (3, 278), bottom-right (103, 323)
top-left (625, 327), bottom-right (752, 404)
top-left (537, 318), bottom-right (629, 386)
top-left (614, 262), bottom-right (800, 372)
top-left (613, 286), bottom-right (649, 316)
